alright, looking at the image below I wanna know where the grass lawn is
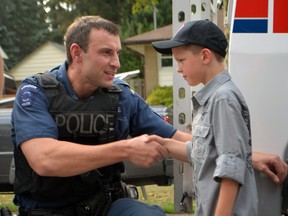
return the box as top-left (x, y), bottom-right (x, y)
top-left (0, 192), bottom-right (17, 212)
top-left (0, 184), bottom-right (176, 214)
top-left (137, 184), bottom-right (175, 213)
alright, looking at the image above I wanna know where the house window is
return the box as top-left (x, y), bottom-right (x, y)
top-left (161, 54), bottom-right (173, 67)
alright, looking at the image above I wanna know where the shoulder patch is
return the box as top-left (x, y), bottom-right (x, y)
top-left (19, 84), bottom-right (40, 107)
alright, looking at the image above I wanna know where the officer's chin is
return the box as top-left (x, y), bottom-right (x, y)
top-left (101, 81), bottom-right (114, 88)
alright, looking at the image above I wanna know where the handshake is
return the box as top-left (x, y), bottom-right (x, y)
top-left (125, 134), bottom-right (187, 169)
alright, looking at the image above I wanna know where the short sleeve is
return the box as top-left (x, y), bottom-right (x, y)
top-left (12, 79), bottom-right (58, 147)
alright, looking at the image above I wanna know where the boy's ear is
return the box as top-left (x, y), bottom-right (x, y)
top-left (201, 48), bottom-right (212, 63)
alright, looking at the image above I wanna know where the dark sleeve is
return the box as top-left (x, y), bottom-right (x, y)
top-left (12, 78), bottom-right (58, 146)
top-left (115, 79), bottom-right (176, 139)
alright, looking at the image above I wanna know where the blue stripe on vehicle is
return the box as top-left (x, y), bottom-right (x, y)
top-left (233, 19), bottom-right (268, 33)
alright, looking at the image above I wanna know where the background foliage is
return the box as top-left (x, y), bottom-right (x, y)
top-left (0, 0), bottom-right (49, 69)
top-left (146, 86), bottom-right (173, 107)
top-left (0, 0), bottom-right (172, 74)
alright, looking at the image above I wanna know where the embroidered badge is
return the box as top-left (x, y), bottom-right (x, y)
top-left (19, 84), bottom-right (39, 107)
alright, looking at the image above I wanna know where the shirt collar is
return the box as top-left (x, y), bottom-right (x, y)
top-left (51, 61), bottom-right (79, 100)
top-left (193, 70), bottom-right (231, 106)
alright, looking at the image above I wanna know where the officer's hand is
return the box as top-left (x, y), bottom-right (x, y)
top-left (252, 152), bottom-right (288, 186)
top-left (126, 134), bottom-right (168, 168)
top-left (147, 135), bottom-right (188, 162)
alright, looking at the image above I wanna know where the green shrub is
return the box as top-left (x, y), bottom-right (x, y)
top-left (146, 86), bottom-right (173, 107)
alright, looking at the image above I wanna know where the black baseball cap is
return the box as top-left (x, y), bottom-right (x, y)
top-left (152, 20), bottom-right (228, 57)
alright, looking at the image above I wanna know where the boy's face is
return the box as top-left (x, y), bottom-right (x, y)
top-left (172, 45), bottom-right (205, 86)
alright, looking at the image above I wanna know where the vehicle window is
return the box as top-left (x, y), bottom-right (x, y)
top-left (161, 54), bottom-right (173, 67)
top-left (1, 74), bottom-right (16, 108)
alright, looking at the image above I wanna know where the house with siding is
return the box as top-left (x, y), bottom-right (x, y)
top-left (10, 41), bottom-right (66, 87)
top-left (122, 24), bottom-right (173, 98)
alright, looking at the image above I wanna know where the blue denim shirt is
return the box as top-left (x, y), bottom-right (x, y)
top-left (186, 71), bottom-right (258, 216)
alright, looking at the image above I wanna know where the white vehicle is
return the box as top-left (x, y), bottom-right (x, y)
top-left (228, 0), bottom-right (288, 215)
top-left (171, 0), bottom-right (288, 214)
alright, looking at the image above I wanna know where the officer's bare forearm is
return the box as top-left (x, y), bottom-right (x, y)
top-left (20, 138), bottom-right (131, 177)
top-left (20, 135), bottom-right (167, 177)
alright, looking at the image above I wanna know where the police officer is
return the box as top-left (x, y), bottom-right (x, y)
top-left (11, 16), bottom-right (190, 216)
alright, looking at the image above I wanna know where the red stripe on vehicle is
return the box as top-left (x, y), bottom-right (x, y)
top-left (235, 0), bottom-right (268, 18)
top-left (273, 0), bottom-right (288, 33)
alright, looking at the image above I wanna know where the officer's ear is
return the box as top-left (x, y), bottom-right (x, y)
top-left (70, 43), bottom-right (82, 63)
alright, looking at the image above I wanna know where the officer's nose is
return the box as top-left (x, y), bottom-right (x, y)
top-left (111, 54), bottom-right (121, 69)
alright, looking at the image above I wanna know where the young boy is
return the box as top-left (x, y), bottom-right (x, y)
top-left (151, 20), bottom-right (258, 215)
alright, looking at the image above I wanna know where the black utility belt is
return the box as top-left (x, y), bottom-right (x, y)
top-left (19, 207), bottom-right (76, 216)
top-left (19, 192), bottom-right (110, 216)
top-left (18, 181), bottom-right (138, 216)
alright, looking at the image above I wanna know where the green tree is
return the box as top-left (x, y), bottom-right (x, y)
top-left (44, 0), bottom-right (171, 41)
top-left (43, 0), bottom-right (144, 73)
top-left (45, 0), bottom-right (126, 43)
top-left (44, 0), bottom-right (172, 73)
top-left (146, 86), bottom-right (173, 107)
top-left (0, 0), bottom-right (49, 69)
top-left (131, 0), bottom-right (172, 30)
top-left (0, 0), bottom-right (172, 72)
top-left (119, 0), bottom-right (172, 73)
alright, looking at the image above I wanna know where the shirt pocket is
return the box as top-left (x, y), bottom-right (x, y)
top-left (191, 125), bottom-right (210, 164)
top-left (193, 125), bottom-right (210, 138)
